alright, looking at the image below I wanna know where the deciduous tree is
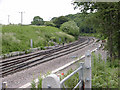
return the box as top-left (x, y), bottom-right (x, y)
top-left (73, 1), bottom-right (120, 60)
top-left (60, 21), bottom-right (79, 38)
top-left (53, 16), bottom-right (69, 28)
top-left (31, 16), bottom-right (44, 25)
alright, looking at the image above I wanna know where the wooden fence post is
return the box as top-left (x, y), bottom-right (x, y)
top-left (84, 50), bottom-right (91, 89)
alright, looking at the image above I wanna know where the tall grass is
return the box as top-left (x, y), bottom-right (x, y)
top-left (2, 25), bottom-right (75, 54)
top-left (92, 53), bottom-right (118, 88)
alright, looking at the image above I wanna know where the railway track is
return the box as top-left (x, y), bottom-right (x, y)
top-left (1, 37), bottom-right (94, 77)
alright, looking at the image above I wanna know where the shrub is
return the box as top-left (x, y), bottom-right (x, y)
top-left (92, 53), bottom-right (118, 88)
top-left (44, 21), bottom-right (55, 27)
top-left (60, 21), bottom-right (79, 38)
top-left (53, 16), bottom-right (69, 28)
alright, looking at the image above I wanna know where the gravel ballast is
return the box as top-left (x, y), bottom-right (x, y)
top-left (2, 38), bottom-right (99, 88)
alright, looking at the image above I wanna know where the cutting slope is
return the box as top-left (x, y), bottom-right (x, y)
top-left (2, 25), bottom-right (75, 54)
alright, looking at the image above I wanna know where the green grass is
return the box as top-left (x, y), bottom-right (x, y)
top-left (2, 25), bottom-right (75, 54)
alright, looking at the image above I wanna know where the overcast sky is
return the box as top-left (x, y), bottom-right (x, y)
top-left (0, 0), bottom-right (80, 25)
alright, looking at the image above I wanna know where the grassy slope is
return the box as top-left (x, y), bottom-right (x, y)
top-left (2, 25), bottom-right (75, 54)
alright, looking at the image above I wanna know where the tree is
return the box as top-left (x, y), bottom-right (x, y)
top-left (53, 16), bottom-right (69, 28)
top-left (31, 16), bottom-right (44, 25)
top-left (60, 21), bottom-right (79, 37)
top-left (65, 13), bottom-right (96, 33)
top-left (73, 1), bottom-right (120, 60)
top-left (50, 17), bottom-right (57, 21)
top-left (44, 21), bottom-right (55, 27)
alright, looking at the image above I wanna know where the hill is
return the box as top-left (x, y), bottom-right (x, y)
top-left (2, 25), bottom-right (75, 54)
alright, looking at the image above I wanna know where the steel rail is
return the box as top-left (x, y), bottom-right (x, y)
top-left (1, 37), bottom-right (94, 77)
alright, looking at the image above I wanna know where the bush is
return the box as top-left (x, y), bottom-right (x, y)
top-left (92, 53), bottom-right (118, 88)
top-left (44, 21), bottom-right (55, 27)
top-left (60, 21), bottom-right (79, 38)
top-left (53, 16), bottom-right (69, 28)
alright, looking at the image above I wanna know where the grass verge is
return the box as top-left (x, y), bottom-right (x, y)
top-left (2, 25), bottom-right (75, 54)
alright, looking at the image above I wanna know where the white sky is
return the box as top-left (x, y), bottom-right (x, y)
top-left (0, 0), bottom-right (80, 25)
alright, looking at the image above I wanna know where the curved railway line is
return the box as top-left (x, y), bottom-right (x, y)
top-left (1, 37), bottom-right (94, 77)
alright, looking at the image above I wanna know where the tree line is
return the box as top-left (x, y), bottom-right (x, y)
top-left (30, 13), bottom-right (96, 39)
top-left (31, 1), bottom-right (120, 61)
top-left (73, 1), bottom-right (120, 61)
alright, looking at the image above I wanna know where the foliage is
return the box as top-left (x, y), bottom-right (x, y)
top-left (31, 75), bottom-right (42, 90)
top-left (65, 13), bottom-right (97, 34)
top-left (63, 69), bottom-right (79, 88)
top-left (30, 54), bottom-right (118, 89)
top-left (2, 25), bottom-right (75, 54)
top-left (73, 1), bottom-right (120, 60)
top-left (50, 17), bottom-right (57, 21)
top-left (60, 21), bottom-right (79, 38)
top-left (31, 16), bottom-right (44, 25)
top-left (79, 33), bottom-right (106, 40)
top-left (44, 21), bottom-right (55, 27)
top-left (53, 16), bottom-right (69, 28)
top-left (31, 73), bottom-right (50, 89)
top-left (92, 53), bottom-right (118, 88)
top-left (61, 53), bottom-right (119, 88)
top-left (31, 79), bottom-right (36, 90)
top-left (37, 75), bottom-right (42, 89)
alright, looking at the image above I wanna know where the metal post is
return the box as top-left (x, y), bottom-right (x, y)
top-left (59, 38), bottom-right (61, 45)
top-left (105, 51), bottom-right (107, 64)
top-left (30, 39), bottom-right (33, 48)
top-left (79, 62), bottom-right (84, 89)
top-left (84, 50), bottom-right (91, 89)
top-left (2, 82), bottom-right (7, 89)
top-left (0, 78), bottom-right (2, 90)
top-left (8, 15), bottom-right (10, 24)
top-left (19, 11), bottom-right (25, 25)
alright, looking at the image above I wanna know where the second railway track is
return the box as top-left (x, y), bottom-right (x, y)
top-left (1, 37), bottom-right (94, 77)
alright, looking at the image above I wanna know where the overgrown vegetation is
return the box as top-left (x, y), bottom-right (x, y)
top-left (52, 16), bottom-right (69, 28)
top-left (2, 25), bottom-right (75, 54)
top-left (31, 53), bottom-right (119, 89)
top-left (65, 13), bottom-right (96, 34)
top-left (92, 53), bottom-right (118, 88)
top-left (62, 53), bottom-right (118, 88)
top-left (73, 1), bottom-right (120, 61)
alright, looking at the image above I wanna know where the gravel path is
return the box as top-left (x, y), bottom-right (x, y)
top-left (2, 38), bottom-right (99, 88)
